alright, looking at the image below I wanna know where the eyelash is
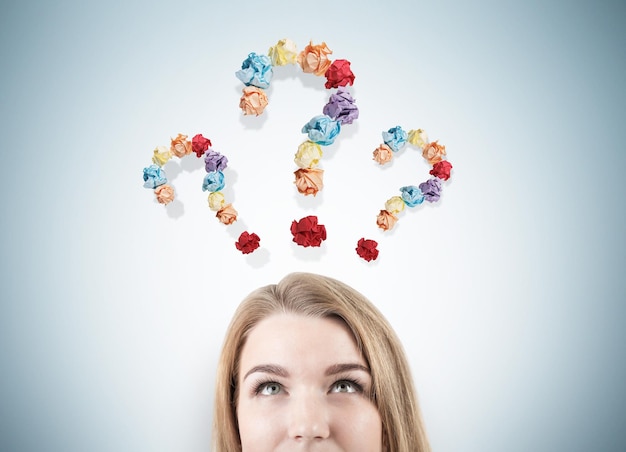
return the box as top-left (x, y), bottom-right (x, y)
top-left (251, 377), bottom-right (365, 396)
top-left (331, 378), bottom-right (364, 394)
top-left (252, 379), bottom-right (282, 396)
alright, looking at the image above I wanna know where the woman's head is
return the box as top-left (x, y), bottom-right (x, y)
top-left (212, 272), bottom-right (430, 451)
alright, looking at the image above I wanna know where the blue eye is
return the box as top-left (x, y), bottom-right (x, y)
top-left (330, 380), bottom-right (361, 394)
top-left (257, 382), bottom-right (282, 396)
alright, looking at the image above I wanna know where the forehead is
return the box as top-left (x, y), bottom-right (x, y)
top-left (239, 313), bottom-right (365, 373)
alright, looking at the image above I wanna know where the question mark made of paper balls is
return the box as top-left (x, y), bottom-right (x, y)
top-left (142, 39), bottom-right (452, 261)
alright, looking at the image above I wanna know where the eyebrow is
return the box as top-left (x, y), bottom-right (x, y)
top-left (325, 363), bottom-right (370, 376)
top-left (243, 364), bottom-right (289, 381)
top-left (243, 363), bottom-right (370, 381)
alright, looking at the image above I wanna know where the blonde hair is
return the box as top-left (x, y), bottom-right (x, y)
top-left (211, 272), bottom-right (430, 451)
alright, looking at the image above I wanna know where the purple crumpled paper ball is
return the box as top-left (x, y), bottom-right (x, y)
top-left (419, 178), bottom-right (443, 202)
top-left (204, 149), bottom-right (228, 172)
top-left (322, 88), bottom-right (359, 125)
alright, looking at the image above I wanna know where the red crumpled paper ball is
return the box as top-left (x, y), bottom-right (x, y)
top-left (235, 231), bottom-right (261, 254)
top-left (191, 134), bottom-right (212, 158)
top-left (429, 160), bottom-right (453, 181)
top-left (324, 59), bottom-right (355, 89)
top-left (290, 215), bottom-right (327, 247)
top-left (356, 238), bottom-right (379, 262)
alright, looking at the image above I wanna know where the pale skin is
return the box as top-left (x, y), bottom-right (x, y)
top-left (237, 313), bottom-right (384, 451)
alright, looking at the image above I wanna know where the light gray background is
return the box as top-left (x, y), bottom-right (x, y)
top-left (1, 0), bottom-right (624, 451)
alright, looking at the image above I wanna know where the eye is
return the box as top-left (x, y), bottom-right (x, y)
top-left (256, 382), bottom-right (283, 396)
top-left (330, 379), bottom-right (362, 394)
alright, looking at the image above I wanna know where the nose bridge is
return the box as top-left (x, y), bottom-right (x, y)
top-left (287, 387), bottom-right (330, 440)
